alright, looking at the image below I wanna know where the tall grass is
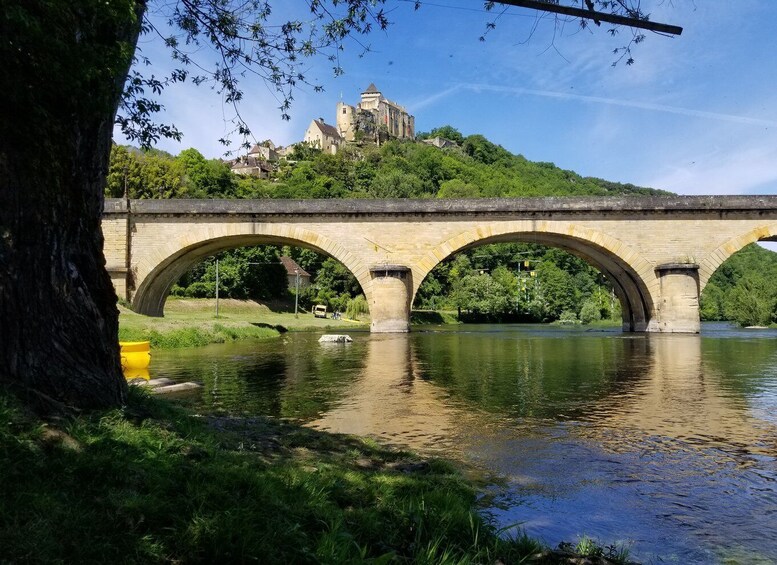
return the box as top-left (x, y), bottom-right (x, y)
top-left (118, 323), bottom-right (278, 349)
top-left (0, 389), bottom-right (567, 564)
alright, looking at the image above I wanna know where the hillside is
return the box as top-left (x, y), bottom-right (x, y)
top-left (106, 127), bottom-right (668, 200)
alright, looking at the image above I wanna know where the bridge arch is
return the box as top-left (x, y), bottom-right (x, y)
top-left (412, 221), bottom-right (656, 331)
top-left (132, 225), bottom-right (371, 316)
top-left (698, 222), bottom-right (777, 289)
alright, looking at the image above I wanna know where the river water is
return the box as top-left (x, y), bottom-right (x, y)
top-left (149, 323), bottom-right (777, 564)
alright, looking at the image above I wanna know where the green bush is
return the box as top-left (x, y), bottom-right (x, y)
top-left (579, 300), bottom-right (602, 324)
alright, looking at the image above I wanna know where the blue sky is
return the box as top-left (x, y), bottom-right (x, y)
top-left (119, 0), bottom-right (777, 198)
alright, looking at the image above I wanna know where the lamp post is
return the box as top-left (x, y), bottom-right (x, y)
top-left (294, 268), bottom-right (300, 318)
top-left (215, 258), bottom-right (219, 319)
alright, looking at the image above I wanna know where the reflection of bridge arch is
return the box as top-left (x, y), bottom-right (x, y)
top-left (414, 222), bottom-right (655, 331)
top-left (698, 222), bottom-right (777, 289)
top-left (133, 227), bottom-right (370, 317)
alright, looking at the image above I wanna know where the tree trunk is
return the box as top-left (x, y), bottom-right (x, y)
top-left (0, 2), bottom-right (146, 411)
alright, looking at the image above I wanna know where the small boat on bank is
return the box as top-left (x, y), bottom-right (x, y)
top-left (120, 341), bottom-right (151, 371)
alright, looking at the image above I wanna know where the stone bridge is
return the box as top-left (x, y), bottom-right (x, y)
top-left (102, 196), bottom-right (777, 333)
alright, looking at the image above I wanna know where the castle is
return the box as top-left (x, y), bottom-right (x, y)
top-left (302, 84), bottom-right (415, 154)
top-left (337, 83), bottom-right (415, 143)
top-left (235, 84), bottom-right (415, 176)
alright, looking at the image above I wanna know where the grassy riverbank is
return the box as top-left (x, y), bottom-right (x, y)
top-left (119, 299), bottom-right (625, 350)
top-left (119, 298), bottom-right (368, 349)
top-left (0, 388), bottom-right (633, 564)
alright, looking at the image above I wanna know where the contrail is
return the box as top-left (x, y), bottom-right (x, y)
top-left (409, 84), bottom-right (465, 112)
top-left (413, 81), bottom-right (777, 127)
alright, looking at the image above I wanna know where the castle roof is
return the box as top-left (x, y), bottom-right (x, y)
top-left (363, 83), bottom-right (380, 94)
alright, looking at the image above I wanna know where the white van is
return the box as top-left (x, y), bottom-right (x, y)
top-left (313, 304), bottom-right (327, 318)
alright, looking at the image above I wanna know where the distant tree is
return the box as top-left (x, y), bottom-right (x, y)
top-left (456, 273), bottom-right (513, 320)
top-left (313, 258), bottom-right (362, 298)
top-left (289, 142), bottom-right (323, 162)
top-left (106, 145), bottom-right (143, 198)
top-left (420, 126), bottom-right (465, 145)
top-left (462, 135), bottom-right (513, 165)
top-left (369, 169), bottom-right (423, 198)
top-left (700, 281), bottom-right (726, 321)
top-left (176, 148), bottom-right (236, 198)
top-left (176, 247), bottom-right (287, 300)
top-left (579, 300), bottom-right (602, 324)
top-left (437, 179), bottom-right (480, 198)
top-left (724, 274), bottom-right (777, 327)
top-left (533, 262), bottom-right (577, 321)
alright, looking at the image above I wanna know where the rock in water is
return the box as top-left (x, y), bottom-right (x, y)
top-left (318, 334), bottom-right (353, 343)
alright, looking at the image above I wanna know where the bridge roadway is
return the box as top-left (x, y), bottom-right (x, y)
top-left (102, 196), bottom-right (777, 333)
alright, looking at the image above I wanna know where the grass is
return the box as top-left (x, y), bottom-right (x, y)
top-left (0, 388), bottom-right (637, 564)
top-left (119, 298), bottom-right (369, 349)
top-left (410, 310), bottom-right (460, 326)
top-left (0, 388), bottom-right (574, 564)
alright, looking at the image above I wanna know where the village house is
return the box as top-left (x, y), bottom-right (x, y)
top-left (280, 256), bottom-right (311, 289)
top-left (247, 141), bottom-right (279, 162)
top-left (422, 136), bottom-right (457, 149)
top-left (230, 157), bottom-right (273, 178)
top-left (230, 141), bottom-right (281, 178)
top-left (303, 118), bottom-right (342, 155)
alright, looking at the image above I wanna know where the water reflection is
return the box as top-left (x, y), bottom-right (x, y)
top-left (309, 334), bottom-right (477, 456)
top-left (149, 325), bottom-right (777, 563)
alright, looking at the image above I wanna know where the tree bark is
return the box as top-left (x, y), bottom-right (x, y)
top-left (0, 2), bottom-right (146, 411)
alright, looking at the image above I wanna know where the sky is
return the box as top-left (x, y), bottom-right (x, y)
top-left (118, 0), bottom-right (777, 199)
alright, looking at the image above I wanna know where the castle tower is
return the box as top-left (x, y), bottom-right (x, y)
top-left (359, 83), bottom-right (382, 111)
top-left (337, 102), bottom-right (357, 142)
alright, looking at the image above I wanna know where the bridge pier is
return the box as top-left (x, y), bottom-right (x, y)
top-left (369, 265), bottom-right (412, 333)
top-left (652, 263), bottom-right (701, 333)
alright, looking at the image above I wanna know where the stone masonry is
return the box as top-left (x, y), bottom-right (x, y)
top-left (102, 196), bottom-right (777, 333)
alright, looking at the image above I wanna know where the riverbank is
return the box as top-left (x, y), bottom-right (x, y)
top-left (0, 389), bottom-right (633, 564)
top-left (119, 298), bottom-right (369, 348)
top-left (119, 299), bottom-right (625, 351)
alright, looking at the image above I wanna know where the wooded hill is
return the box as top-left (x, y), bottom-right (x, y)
top-left (106, 127), bottom-right (668, 200)
top-left (106, 128), bottom-right (776, 326)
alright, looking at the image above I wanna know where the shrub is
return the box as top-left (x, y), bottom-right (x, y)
top-left (579, 300), bottom-right (602, 324)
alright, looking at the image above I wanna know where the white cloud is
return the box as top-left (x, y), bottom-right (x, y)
top-left (647, 143), bottom-right (777, 196)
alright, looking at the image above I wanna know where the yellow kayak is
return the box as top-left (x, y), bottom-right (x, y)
top-left (120, 341), bottom-right (151, 370)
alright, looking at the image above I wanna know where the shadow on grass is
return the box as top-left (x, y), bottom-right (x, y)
top-left (0, 389), bottom-right (545, 564)
top-left (251, 322), bottom-right (289, 333)
top-left (0, 388), bottom-right (636, 564)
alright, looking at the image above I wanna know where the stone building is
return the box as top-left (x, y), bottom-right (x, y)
top-left (280, 256), bottom-right (311, 289)
top-left (246, 141), bottom-right (278, 162)
top-left (303, 118), bottom-right (343, 154)
top-left (422, 136), bottom-right (457, 149)
top-left (231, 142), bottom-right (280, 178)
top-left (337, 84), bottom-right (415, 143)
top-left (230, 157), bottom-right (273, 178)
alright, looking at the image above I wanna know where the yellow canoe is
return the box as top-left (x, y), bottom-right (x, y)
top-left (120, 341), bottom-right (151, 370)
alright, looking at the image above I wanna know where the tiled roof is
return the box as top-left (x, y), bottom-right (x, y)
top-left (280, 256), bottom-right (310, 277)
top-left (363, 83), bottom-right (380, 94)
top-left (313, 119), bottom-right (341, 140)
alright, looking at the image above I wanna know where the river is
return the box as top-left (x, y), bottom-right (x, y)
top-left (149, 323), bottom-right (777, 564)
